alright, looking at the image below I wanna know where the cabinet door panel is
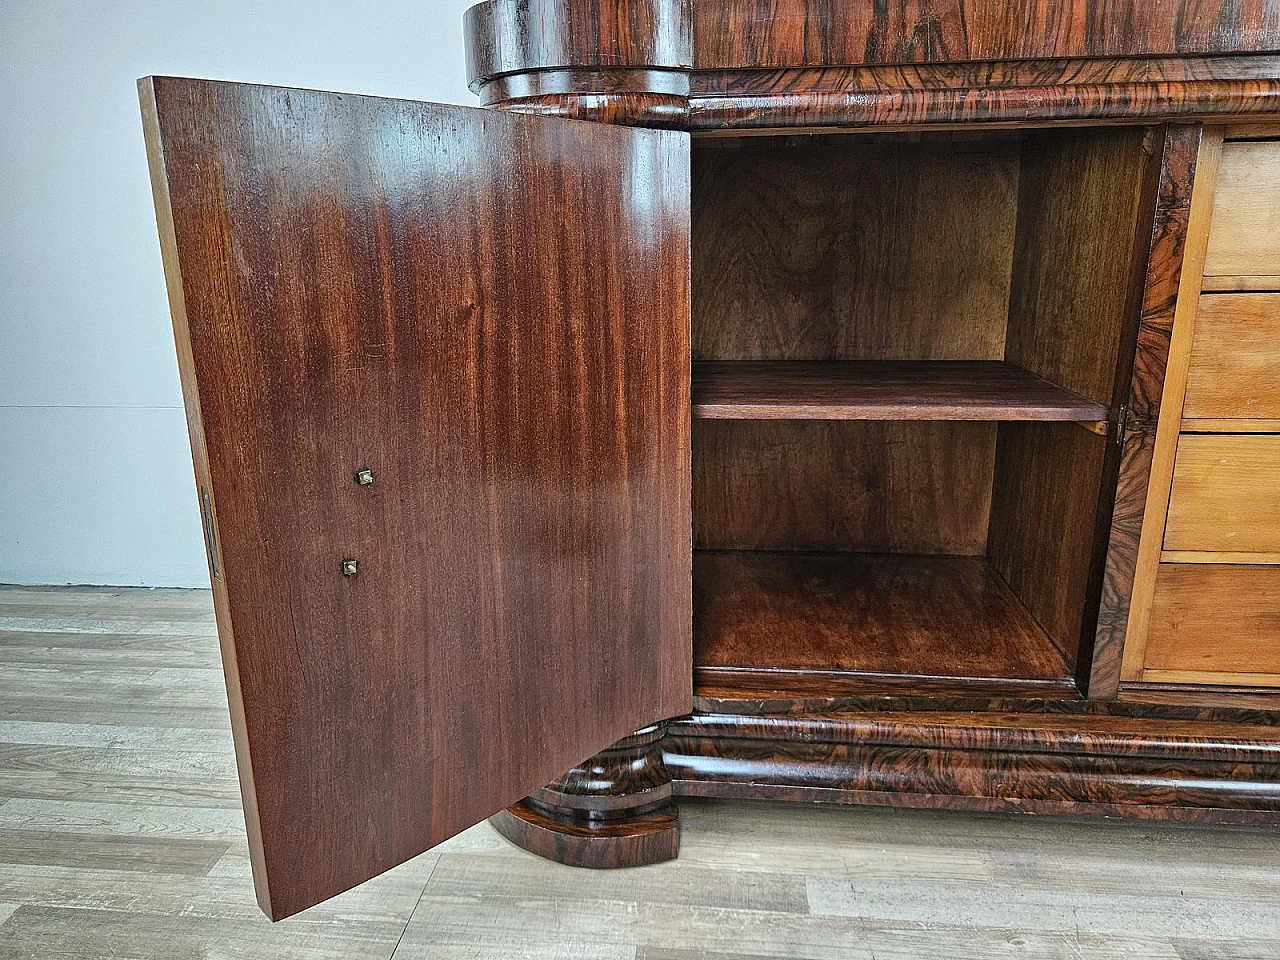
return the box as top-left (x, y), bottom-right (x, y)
top-left (140, 77), bottom-right (691, 919)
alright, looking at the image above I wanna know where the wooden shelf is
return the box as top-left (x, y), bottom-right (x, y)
top-left (692, 360), bottom-right (1108, 422)
top-left (693, 550), bottom-right (1074, 688)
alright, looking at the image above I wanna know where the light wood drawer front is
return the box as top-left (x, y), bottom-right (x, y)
top-left (1184, 294), bottom-right (1280, 420)
top-left (1164, 435), bottom-right (1280, 554)
top-left (1203, 142), bottom-right (1280, 282)
top-left (1146, 564), bottom-right (1280, 677)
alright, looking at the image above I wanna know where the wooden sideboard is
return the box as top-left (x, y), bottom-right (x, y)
top-left (141, 0), bottom-right (1280, 921)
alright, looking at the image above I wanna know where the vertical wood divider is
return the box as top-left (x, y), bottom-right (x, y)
top-left (1118, 128), bottom-right (1224, 683)
top-left (1087, 125), bottom-right (1203, 697)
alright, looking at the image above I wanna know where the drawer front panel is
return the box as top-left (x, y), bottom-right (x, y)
top-left (1203, 141), bottom-right (1280, 281)
top-left (1184, 293), bottom-right (1280, 420)
top-left (1164, 434), bottom-right (1280, 554)
top-left (1146, 564), bottom-right (1280, 677)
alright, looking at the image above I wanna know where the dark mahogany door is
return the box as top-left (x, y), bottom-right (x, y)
top-left (139, 77), bottom-right (691, 919)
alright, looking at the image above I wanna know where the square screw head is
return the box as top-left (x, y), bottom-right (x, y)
top-left (355, 468), bottom-right (374, 486)
top-left (340, 558), bottom-right (360, 576)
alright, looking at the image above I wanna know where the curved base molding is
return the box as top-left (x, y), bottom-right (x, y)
top-left (491, 799), bottom-right (679, 868)
top-left (491, 723), bottom-right (681, 868)
top-left (665, 709), bottom-right (1280, 825)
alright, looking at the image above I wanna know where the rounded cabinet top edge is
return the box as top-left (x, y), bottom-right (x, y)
top-left (464, 0), bottom-right (694, 89)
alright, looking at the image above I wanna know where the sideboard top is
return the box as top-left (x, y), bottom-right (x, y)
top-left (465, 0), bottom-right (1280, 85)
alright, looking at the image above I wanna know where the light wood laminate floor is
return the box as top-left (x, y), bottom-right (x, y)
top-left (2, 585), bottom-right (1279, 960)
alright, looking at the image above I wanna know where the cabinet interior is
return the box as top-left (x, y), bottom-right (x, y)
top-left (690, 126), bottom-right (1155, 696)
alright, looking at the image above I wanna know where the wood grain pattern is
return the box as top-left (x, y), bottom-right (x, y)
top-left (691, 360), bottom-right (1107, 422)
top-left (666, 708), bottom-right (1280, 823)
top-left (993, 126), bottom-right (1157, 686)
top-left (11, 584), bottom-right (1280, 960)
top-left (1204, 140), bottom-right (1280, 278)
top-left (1184, 292), bottom-right (1280, 419)
top-left (463, 0), bottom-right (691, 83)
top-left (1184, 418), bottom-right (1280, 432)
top-left (490, 724), bottom-right (680, 868)
top-left (1142, 669), bottom-right (1280, 687)
top-left (692, 551), bottom-right (1073, 684)
top-left (1226, 119), bottom-right (1280, 138)
top-left (1162, 550), bottom-right (1280, 564)
top-left (1118, 682), bottom-right (1280, 709)
top-left (1164, 434), bottom-right (1280, 553)
top-left (987, 422), bottom-right (1109, 675)
top-left (694, 1), bottom-right (1280, 68)
top-left (476, 68), bottom-right (691, 128)
top-left (1118, 127), bottom-right (1224, 686)
top-left (12, 580), bottom-right (1280, 939)
top-left (1090, 124), bottom-right (1204, 698)
top-left (490, 800), bottom-right (679, 867)
top-left (141, 76), bottom-right (692, 918)
top-left (1145, 564), bottom-right (1280, 678)
top-left (694, 65), bottom-right (1280, 135)
top-left (690, 57), bottom-right (1280, 130)
top-left (691, 135), bottom-right (1019, 362)
top-left (1004, 127), bottom-right (1151, 406)
top-left (1201, 274), bottom-right (1280, 290)
top-left (693, 420), bottom-right (996, 554)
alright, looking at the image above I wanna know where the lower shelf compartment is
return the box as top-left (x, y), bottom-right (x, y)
top-left (693, 550), bottom-right (1073, 690)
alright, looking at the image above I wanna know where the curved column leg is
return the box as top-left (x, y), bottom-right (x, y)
top-left (489, 723), bottom-right (679, 868)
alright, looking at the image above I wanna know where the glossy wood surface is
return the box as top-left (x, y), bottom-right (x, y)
top-left (1119, 127), bottom-right (1224, 686)
top-left (693, 420), bottom-right (997, 554)
top-left (489, 724), bottom-right (680, 868)
top-left (690, 57), bottom-right (1280, 131)
top-left (693, 551), bottom-right (1073, 685)
top-left (1203, 140), bottom-right (1280, 280)
top-left (694, 1), bottom-right (1280, 68)
top-left (141, 76), bottom-right (691, 918)
top-left (691, 361), bottom-right (1107, 422)
top-left (1145, 564), bottom-right (1280, 679)
top-left (463, 2), bottom-right (1280, 134)
top-left (464, 0), bottom-right (690, 84)
top-left (477, 68), bottom-right (692, 128)
top-left (1185, 293), bottom-right (1280, 419)
top-left (455, 0), bottom-right (1280, 861)
top-left (1164, 434), bottom-right (1280, 553)
top-left (666, 708), bottom-right (1280, 823)
top-left (1090, 125), bottom-right (1203, 698)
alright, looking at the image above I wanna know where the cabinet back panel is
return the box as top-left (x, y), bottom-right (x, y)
top-left (691, 137), bottom-right (1020, 361)
top-left (693, 420), bottom-right (996, 553)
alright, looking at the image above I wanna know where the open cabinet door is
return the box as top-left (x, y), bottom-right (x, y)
top-left (139, 77), bottom-right (691, 920)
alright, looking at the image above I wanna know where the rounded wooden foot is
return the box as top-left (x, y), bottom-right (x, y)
top-left (489, 723), bottom-right (680, 868)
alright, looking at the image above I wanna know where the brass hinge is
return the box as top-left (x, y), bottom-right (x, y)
top-left (200, 485), bottom-right (222, 581)
top-left (1113, 404), bottom-right (1128, 447)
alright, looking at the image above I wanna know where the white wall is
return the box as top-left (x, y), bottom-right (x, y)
top-left (0, 0), bottom-right (476, 586)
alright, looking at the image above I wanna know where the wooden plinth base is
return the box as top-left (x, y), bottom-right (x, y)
top-left (491, 723), bottom-right (680, 868)
top-left (491, 799), bottom-right (679, 868)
